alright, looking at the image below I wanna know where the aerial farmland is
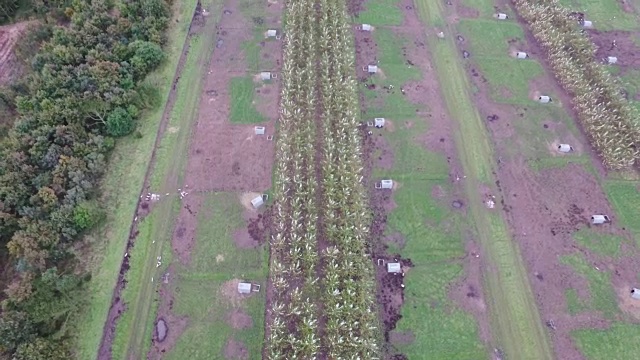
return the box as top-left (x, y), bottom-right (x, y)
top-left (0, 0), bottom-right (639, 359)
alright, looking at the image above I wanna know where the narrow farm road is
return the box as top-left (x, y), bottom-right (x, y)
top-left (413, 1), bottom-right (554, 359)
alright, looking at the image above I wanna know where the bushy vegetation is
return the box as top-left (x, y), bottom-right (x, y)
top-left (512, 0), bottom-right (640, 169)
top-left (0, 0), bottom-right (170, 358)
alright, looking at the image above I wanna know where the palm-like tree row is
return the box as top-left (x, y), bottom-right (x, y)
top-left (513, 0), bottom-right (640, 169)
top-left (266, 0), bottom-right (380, 358)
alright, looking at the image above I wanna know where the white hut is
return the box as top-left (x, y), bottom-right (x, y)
top-left (260, 72), bottom-right (273, 80)
top-left (538, 95), bottom-right (551, 103)
top-left (496, 13), bottom-right (508, 20)
top-left (374, 118), bottom-right (385, 128)
top-left (582, 20), bottom-right (593, 28)
top-left (591, 215), bottom-right (610, 224)
top-left (380, 180), bottom-right (393, 189)
top-left (631, 288), bottom-right (640, 300)
top-left (251, 195), bottom-right (264, 209)
top-left (516, 52), bottom-right (528, 59)
top-left (266, 29), bottom-right (277, 38)
top-left (365, 65), bottom-right (378, 74)
top-left (557, 144), bottom-right (574, 153)
top-left (361, 24), bottom-right (372, 31)
top-left (255, 126), bottom-right (266, 135)
top-left (238, 282), bottom-right (252, 294)
top-left (607, 56), bottom-right (618, 64)
top-left (387, 263), bottom-right (402, 273)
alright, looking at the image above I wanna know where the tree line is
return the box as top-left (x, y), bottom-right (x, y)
top-left (0, 0), bottom-right (170, 358)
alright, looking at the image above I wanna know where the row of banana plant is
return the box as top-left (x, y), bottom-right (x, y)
top-left (267, 0), bottom-right (381, 357)
top-left (318, 0), bottom-right (381, 357)
top-left (512, 0), bottom-right (640, 169)
top-left (267, 0), bottom-right (321, 357)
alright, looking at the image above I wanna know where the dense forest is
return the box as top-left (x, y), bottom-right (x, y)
top-left (0, 0), bottom-right (171, 358)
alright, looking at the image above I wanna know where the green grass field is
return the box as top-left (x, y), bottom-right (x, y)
top-left (165, 193), bottom-right (267, 359)
top-left (229, 77), bottom-right (266, 124)
top-left (71, 1), bottom-right (199, 358)
top-left (415, 0), bottom-right (555, 359)
top-left (573, 323), bottom-right (640, 360)
top-left (558, 0), bottom-right (639, 31)
top-left (357, 0), bottom-right (404, 26)
top-left (361, 18), bottom-right (485, 359)
top-left (572, 228), bottom-right (628, 258)
top-left (110, 0), bottom-right (225, 358)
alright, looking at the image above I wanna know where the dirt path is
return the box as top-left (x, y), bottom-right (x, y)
top-left (96, 3), bottom-right (205, 359)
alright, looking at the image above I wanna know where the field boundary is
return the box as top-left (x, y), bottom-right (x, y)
top-left (95, 2), bottom-right (202, 358)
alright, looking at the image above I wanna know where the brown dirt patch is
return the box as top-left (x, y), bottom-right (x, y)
top-left (587, 30), bottom-right (640, 72)
top-left (148, 282), bottom-right (189, 358)
top-left (233, 228), bottom-right (259, 248)
top-left (0, 21), bottom-right (32, 85)
top-left (389, 330), bottom-right (415, 345)
top-left (226, 309), bottom-right (254, 329)
top-left (224, 338), bottom-right (249, 360)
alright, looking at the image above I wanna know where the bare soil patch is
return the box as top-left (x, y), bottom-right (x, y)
top-left (587, 30), bottom-right (640, 72)
top-left (224, 339), bottom-right (249, 360)
top-left (0, 21), bottom-right (32, 85)
top-left (233, 227), bottom-right (259, 248)
top-left (226, 309), bottom-right (254, 329)
top-left (148, 284), bottom-right (189, 359)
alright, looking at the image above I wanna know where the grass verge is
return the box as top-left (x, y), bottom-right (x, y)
top-left (229, 76), bottom-right (266, 124)
top-left (72, 1), bottom-right (197, 358)
top-left (110, 1), bottom-right (225, 358)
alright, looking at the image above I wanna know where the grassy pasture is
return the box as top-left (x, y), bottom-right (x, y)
top-left (359, 12), bottom-right (485, 359)
top-left (357, 0), bottom-right (404, 26)
top-left (573, 323), bottom-right (640, 360)
top-left (165, 193), bottom-right (267, 360)
top-left (72, 1), bottom-right (199, 358)
top-left (558, 0), bottom-right (639, 31)
top-left (560, 253), bottom-right (619, 319)
top-left (229, 77), bottom-right (266, 124)
top-left (572, 228), bottom-right (627, 258)
top-left (416, 0), bottom-right (556, 358)
top-left (458, 19), bottom-right (546, 105)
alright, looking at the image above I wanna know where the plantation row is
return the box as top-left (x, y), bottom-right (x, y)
top-left (267, 0), bottom-right (379, 358)
top-left (512, 0), bottom-right (640, 169)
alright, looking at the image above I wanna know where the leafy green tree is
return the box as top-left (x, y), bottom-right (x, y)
top-left (0, 311), bottom-right (36, 353)
top-left (72, 200), bottom-right (104, 231)
top-left (13, 337), bottom-right (70, 360)
top-left (106, 107), bottom-right (135, 136)
top-left (128, 40), bottom-right (165, 80)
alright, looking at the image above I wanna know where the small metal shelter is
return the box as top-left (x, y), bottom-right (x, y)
top-left (607, 56), bottom-right (618, 64)
top-left (516, 52), bottom-right (528, 59)
top-left (238, 282), bottom-right (252, 294)
top-left (632, 288), bottom-right (640, 300)
top-left (251, 195), bottom-right (264, 209)
top-left (374, 118), bottom-right (385, 128)
top-left (557, 144), bottom-right (574, 153)
top-left (539, 95), bottom-right (551, 103)
top-left (361, 24), bottom-right (372, 31)
top-left (380, 180), bottom-right (393, 189)
top-left (496, 13), bottom-right (508, 20)
top-left (260, 72), bottom-right (272, 80)
top-left (387, 263), bottom-right (402, 273)
top-left (255, 126), bottom-right (266, 135)
top-left (582, 20), bottom-right (593, 28)
top-left (365, 65), bottom-right (378, 74)
top-left (591, 215), bottom-right (610, 224)
top-left (266, 29), bottom-right (277, 38)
